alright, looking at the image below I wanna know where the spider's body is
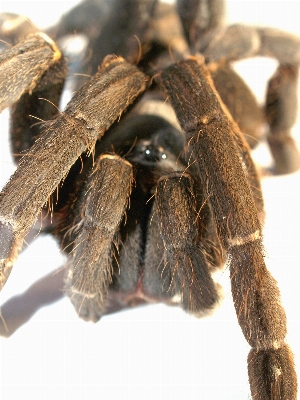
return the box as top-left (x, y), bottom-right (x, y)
top-left (0, 1), bottom-right (299, 399)
top-left (56, 111), bottom-right (194, 316)
top-left (52, 102), bottom-right (221, 319)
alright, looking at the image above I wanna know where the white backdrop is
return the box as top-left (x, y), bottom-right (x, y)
top-left (1, 2), bottom-right (300, 400)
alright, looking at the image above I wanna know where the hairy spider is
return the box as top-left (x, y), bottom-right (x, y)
top-left (0, 1), bottom-right (299, 399)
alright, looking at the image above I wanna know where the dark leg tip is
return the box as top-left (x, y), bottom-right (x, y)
top-left (0, 220), bottom-right (15, 290)
top-left (248, 344), bottom-right (297, 400)
top-left (67, 288), bottom-right (104, 323)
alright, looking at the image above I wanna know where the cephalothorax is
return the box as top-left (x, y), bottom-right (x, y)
top-left (0, 1), bottom-right (299, 399)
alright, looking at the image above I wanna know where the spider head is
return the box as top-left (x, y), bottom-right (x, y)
top-left (99, 113), bottom-right (187, 193)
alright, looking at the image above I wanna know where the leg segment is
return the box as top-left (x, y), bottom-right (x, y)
top-left (66, 155), bottom-right (133, 322)
top-left (64, 0), bottom-right (157, 88)
top-left (10, 51), bottom-right (66, 163)
top-left (176, 0), bottom-right (225, 53)
top-left (194, 24), bottom-right (300, 174)
top-left (231, 242), bottom-right (297, 399)
top-left (209, 63), bottom-right (264, 149)
top-left (0, 13), bottom-right (37, 45)
top-left (152, 172), bottom-right (219, 316)
top-left (248, 345), bottom-right (297, 399)
top-left (87, 0), bottom-right (157, 67)
top-left (161, 57), bottom-right (297, 400)
top-left (0, 55), bottom-right (147, 290)
top-left (0, 20), bottom-right (67, 160)
top-left (201, 25), bottom-right (300, 64)
top-left (265, 64), bottom-right (300, 174)
top-left (0, 32), bottom-right (63, 113)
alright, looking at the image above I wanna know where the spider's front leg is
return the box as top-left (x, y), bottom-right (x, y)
top-left (0, 54), bottom-right (147, 290)
top-left (161, 57), bottom-right (297, 400)
top-left (176, 0), bottom-right (266, 150)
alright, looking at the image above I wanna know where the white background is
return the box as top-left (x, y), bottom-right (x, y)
top-left (1, 1), bottom-right (300, 400)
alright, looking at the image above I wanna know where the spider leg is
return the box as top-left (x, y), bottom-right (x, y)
top-left (265, 64), bottom-right (300, 174)
top-left (150, 172), bottom-right (219, 316)
top-left (259, 29), bottom-right (300, 174)
top-left (10, 55), bottom-right (66, 165)
top-left (0, 19), bottom-right (67, 161)
top-left (209, 63), bottom-right (264, 149)
top-left (176, 0), bottom-right (225, 53)
top-left (161, 57), bottom-right (297, 400)
top-left (196, 24), bottom-right (300, 65)
top-left (65, 154), bottom-right (133, 322)
top-left (176, 2), bottom-right (300, 174)
top-left (83, 0), bottom-right (157, 68)
top-left (201, 25), bottom-right (300, 174)
top-left (0, 55), bottom-right (147, 290)
top-left (0, 32), bottom-right (64, 113)
top-left (0, 12), bottom-right (37, 45)
top-left (54, 0), bottom-right (157, 89)
top-left (175, 2), bottom-right (266, 148)
top-left (47, 0), bottom-right (113, 39)
top-left (145, 1), bottom-right (189, 61)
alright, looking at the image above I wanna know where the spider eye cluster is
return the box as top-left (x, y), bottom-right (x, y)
top-left (131, 139), bottom-right (168, 164)
top-left (99, 114), bottom-right (185, 172)
top-left (126, 124), bottom-right (186, 174)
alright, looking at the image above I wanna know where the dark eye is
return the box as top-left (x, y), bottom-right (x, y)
top-left (132, 142), bottom-right (168, 163)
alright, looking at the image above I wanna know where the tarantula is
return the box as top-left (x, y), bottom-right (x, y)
top-left (0, 0), bottom-right (299, 399)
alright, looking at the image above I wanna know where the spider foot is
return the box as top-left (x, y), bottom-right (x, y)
top-left (0, 221), bottom-right (22, 290)
top-left (248, 344), bottom-right (297, 400)
top-left (267, 135), bottom-right (300, 175)
top-left (0, 260), bottom-right (13, 291)
top-left (68, 290), bottom-right (105, 323)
